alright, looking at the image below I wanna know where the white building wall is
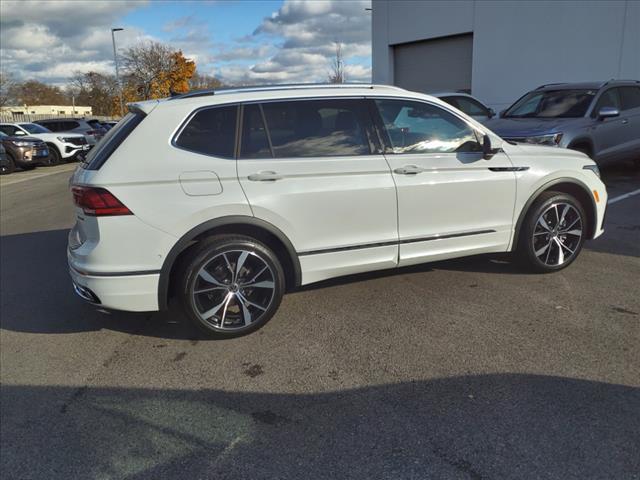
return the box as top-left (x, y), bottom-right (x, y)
top-left (373, 0), bottom-right (640, 110)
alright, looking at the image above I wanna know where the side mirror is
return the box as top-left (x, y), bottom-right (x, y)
top-left (482, 134), bottom-right (497, 160)
top-left (488, 108), bottom-right (496, 119)
top-left (499, 109), bottom-right (506, 118)
top-left (14, 130), bottom-right (26, 136)
top-left (597, 106), bottom-right (620, 120)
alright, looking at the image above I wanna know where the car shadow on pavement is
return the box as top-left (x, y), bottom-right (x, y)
top-left (1, 374), bottom-right (638, 479)
top-left (0, 225), bottom-right (635, 340)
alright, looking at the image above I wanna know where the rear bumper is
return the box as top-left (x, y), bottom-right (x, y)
top-left (69, 264), bottom-right (160, 312)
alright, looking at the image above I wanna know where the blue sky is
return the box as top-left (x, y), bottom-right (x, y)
top-left (0, 0), bottom-right (372, 86)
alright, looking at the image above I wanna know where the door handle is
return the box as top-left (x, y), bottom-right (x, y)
top-left (248, 171), bottom-right (283, 182)
top-left (621, 119), bottom-right (629, 125)
top-left (394, 165), bottom-right (425, 175)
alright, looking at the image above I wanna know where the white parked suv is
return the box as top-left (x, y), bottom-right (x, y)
top-left (68, 84), bottom-right (607, 338)
top-left (0, 122), bottom-right (89, 165)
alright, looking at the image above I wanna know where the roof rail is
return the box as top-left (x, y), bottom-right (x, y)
top-left (603, 78), bottom-right (640, 86)
top-left (535, 82), bottom-right (566, 90)
top-left (169, 83), bottom-right (405, 101)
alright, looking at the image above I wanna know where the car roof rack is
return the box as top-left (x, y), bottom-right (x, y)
top-left (535, 82), bottom-right (566, 90)
top-left (602, 78), bottom-right (640, 86)
top-left (169, 83), bottom-right (405, 100)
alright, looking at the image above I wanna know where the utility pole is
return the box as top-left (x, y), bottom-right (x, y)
top-left (111, 27), bottom-right (124, 117)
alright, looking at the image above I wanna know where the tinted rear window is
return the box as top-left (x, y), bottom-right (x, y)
top-left (175, 105), bottom-right (237, 157)
top-left (261, 99), bottom-right (373, 158)
top-left (83, 112), bottom-right (145, 170)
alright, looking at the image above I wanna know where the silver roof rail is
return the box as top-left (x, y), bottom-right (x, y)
top-left (170, 83), bottom-right (406, 100)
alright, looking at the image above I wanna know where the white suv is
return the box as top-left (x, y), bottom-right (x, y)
top-left (0, 122), bottom-right (89, 164)
top-left (68, 84), bottom-right (607, 338)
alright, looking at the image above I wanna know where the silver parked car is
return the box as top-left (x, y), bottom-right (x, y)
top-left (485, 80), bottom-right (640, 166)
top-left (432, 92), bottom-right (496, 123)
top-left (34, 118), bottom-right (105, 146)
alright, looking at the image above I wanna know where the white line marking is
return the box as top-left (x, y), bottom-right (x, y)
top-left (608, 188), bottom-right (640, 205)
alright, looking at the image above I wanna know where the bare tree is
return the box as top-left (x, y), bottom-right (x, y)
top-left (328, 42), bottom-right (345, 84)
top-left (68, 71), bottom-right (119, 116)
top-left (120, 41), bottom-right (177, 99)
top-left (189, 71), bottom-right (223, 90)
top-left (0, 72), bottom-right (15, 107)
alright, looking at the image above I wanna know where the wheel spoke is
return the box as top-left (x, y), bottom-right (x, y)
top-left (194, 286), bottom-right (227, 294)
top-left (200, 293), bottom-right (231, 320)
top-left (553, 238), bottom-right (564, 265)
top-left (237, 292), bottom-right (267, 312)
top-left (538, 216), bottom-right (552, 232)
top-left (558, 204), bottom-right (569, 226)
top-left (535, 241), bottom-right (552, 257)
top-left (237, 295), bottom-right (252, 325)
top-left (219, 293), bottom-right (233, 327)
top-left (553, 204), bottom-right (560, 227)
top-left (243, 280), bottom-right (274, 289)
top-left (199, 270), bottom-right (226, 287)
top-left (559, 217), bottom-right (580, 233)
top-left (558, 239), bottom-right (575, 255)
top-left (222, 253), bottom-right (234, 277)
top-left (241, 265), bottom-right (268, 286)
top-left (234, 251), bottom-right (249, 282)
top-left (564, 229), bottom-right (582, 237)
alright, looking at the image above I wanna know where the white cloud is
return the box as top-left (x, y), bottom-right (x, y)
top-left (218, 0), bottom-right (372, 85)
top-left (0, 0), bottom-right (148, 83)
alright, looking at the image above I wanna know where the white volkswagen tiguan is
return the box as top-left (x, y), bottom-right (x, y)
top-left (68, 84), bottom-right (607, 337)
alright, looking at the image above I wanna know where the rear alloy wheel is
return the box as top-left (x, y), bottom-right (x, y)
top-left (179, 235), bottom-right (285, 338)
top-left (517, 192), bottom-right (586, 272)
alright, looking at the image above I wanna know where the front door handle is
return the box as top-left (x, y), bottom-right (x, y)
top-left (394, 165), bottom-right (425, 175)
top-left (621, 119), bottom-right (629, 125)
top-left (248, 171), bottom-right (283, 182)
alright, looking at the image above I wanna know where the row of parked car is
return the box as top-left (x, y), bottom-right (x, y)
top-left (0, 118), bottom-right (118, 175)
top-left (433, 79), bottom-right (640, 167)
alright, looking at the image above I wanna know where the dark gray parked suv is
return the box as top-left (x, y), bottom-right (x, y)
top-left (485, 80), bottom-right (640, 166)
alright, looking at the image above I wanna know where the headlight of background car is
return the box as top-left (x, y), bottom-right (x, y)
top-left (583, 164), bottom-right (600, 178)
top-left (57, 136), bottom-right (75, 143)
top-left (523, 133), bottom-right (563, 146)
top-left (10, 141), bottom-right (33, 147)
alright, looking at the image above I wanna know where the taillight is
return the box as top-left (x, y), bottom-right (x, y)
top-left (72, 186), bottom-right (132, 216)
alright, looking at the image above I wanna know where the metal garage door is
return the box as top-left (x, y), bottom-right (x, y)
top-left (393, 33), bottom-right (473, 93)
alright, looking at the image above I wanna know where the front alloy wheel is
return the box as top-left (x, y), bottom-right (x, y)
top-left (179, 235), bottom-right (284, 338)
top-left (532, 203), bottom-right (583, 266)
top-left (517, 191), bottom-right (586, 272)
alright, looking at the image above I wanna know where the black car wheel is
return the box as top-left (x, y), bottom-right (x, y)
top-left (46, 146), bottom-right (61, 166)
top-left (0, 155), bottom-right (15, 175)
top-left (177, 235), bottom-right (285, 338)
top-left (516, 191), bottom-right (586, 273)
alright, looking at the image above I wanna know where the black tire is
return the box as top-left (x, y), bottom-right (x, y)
top-left (0, 155), bottom-right (15, 175)
top-left (177, 235), bottom-right (285, 338)
top-left (45, 145), bottom-right (61, 166)
top-left (516, 191), bottom-right (587, 273)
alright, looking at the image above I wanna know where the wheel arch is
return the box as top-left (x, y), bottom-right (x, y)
top-left (513, 177), bottom-right (598, 248)
top-left (567, 137), bottom-right (594, 158)
top-left (158, 216), bottom-right (301, 310)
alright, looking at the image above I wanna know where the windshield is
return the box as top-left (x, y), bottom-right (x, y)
top-left (0, 131), bottom-right (7, 138)
top-left (504, 89), bottom-right (596, 118)
top-left (19, 123), bottom-right (51, 134)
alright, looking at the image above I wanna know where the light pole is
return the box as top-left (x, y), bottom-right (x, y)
top-left (111, 27), bottom-right (124, 117)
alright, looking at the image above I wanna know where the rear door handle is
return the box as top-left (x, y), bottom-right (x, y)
top-left (394, 165), bottom-right (425, 175)
top-left (621, 119), bottom-right (629, 125)
top-left (248, 171), bottom-right (283, 182)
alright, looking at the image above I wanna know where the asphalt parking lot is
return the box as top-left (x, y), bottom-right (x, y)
top-left (1, 163), bottom-right (639, 479)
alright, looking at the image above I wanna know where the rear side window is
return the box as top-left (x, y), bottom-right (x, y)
top-left (260, 99), bottom-right (373, 158)
top-left (83, 112), bottom-right (145, 170)
top-left (40, 121), bottom-right (59, 131)
top-left (175, 105), bottom-right (237, 157)
top-left (63, 121), bottom-right (80, 130)
top-left (451, 96), bottom-right (490, 117)
top-left (619, 87), bottom-right (640, 110)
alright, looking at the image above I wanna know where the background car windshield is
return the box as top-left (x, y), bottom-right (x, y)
top-left (504, 90), bottom-right (596, 118)
top-left (20, 123), bottom-right (51, 134)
